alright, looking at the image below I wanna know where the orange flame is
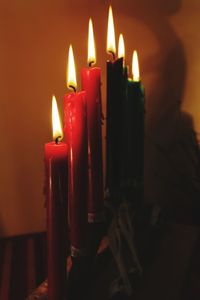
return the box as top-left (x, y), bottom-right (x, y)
top-left (88, 18), bottom-right (96, 66)
top-left (107, 6), bottom-right (116, 56)
top-left (52, 95), bottom-right (63, 142)
top-left (132, 50), bottom-right (140, 82)
top-left (118, 34), bottom-right (125, 59)
top-left (67, 45), bottom-right (77, 91)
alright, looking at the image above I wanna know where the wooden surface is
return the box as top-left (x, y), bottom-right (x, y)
top-left (27, 224), bottom-right (200, 300)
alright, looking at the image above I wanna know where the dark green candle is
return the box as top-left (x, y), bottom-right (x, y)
top-left (125, 51), bottom-right (145, 188)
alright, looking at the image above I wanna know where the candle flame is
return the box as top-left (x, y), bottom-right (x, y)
top-left (118, 34), bottom-right (125, 59)
top-left (52, 95), bottom-right (63, 142)
top-left (88, 18), bottom-right (96, 66)
top-left (107, 6), bottom-right (116, 56)
top-left (132, 50), bottom-right (140, 82)
top-left (67, 45), bottom-right (77, 91)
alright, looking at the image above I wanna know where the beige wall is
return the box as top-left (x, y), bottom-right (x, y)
top-left (0, 0), bottom-right (200, 236)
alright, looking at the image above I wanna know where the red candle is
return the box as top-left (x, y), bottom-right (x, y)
top-left (81, 19), bottom-right (103, 223)
top-left (44, 95), bottom-right (68, 300)
top-left (64, 45), bottom-right (88, 257)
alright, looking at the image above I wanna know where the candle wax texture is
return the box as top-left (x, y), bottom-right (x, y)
top-left (81, 67), bottom-right (103, 220)
top-left (44, 141), bottom-right (68, 300)
top-left (125, 80), bottom-right (145, 183)
top-left (106, 57), bottom-right (126, 199)
top-left (64, 91), bottom-right (88, 252)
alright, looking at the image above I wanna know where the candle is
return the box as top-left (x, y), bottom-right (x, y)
top-left (81, 18), bottom-right (103, 223)
top-left (126, 51), bottom-right (145, 185)
top-left (64, 45), bottom-right (88, 257)
top-left (117, 33), bottom-right (129, 188)
top-left (44, 95), bottom-right (68, 300)
top-left (106, 6), bottom-right (126, 201)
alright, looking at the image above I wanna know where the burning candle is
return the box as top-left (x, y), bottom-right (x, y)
top-left (106, 6), bottom-right (126, 202)
top-left (64, 45), bottom-right (88, 257)
top-left (126, 51), bottom-right (145, 184)
top-left (81, 18), bottom-right (103, 223)
top-left (44, 95), bottom-right (68, 300)
top-left (117, 33), bottom-right (129, 188)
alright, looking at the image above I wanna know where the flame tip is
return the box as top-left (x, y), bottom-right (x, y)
top-left (88, 16), bottom-right (96, 65)
top-left (107, 4), bottom-right (116, 56)
top-left (67, 43), bottom-right (77, 90)
top-left (118, 34), bottom-right (125, 59)
top-left (52, 96), bottom-right (63, 141)
top-left (132, 50), bottom-right (140, 82)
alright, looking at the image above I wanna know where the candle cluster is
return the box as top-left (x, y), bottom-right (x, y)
top-left (44, 6), bottom-right (145, 300)
top-left (106, 7), bottom-right (145, 203)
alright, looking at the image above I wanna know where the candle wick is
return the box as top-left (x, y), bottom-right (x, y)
top-left (55, 136), bottom-right (61, 144)
top-left (89, 61), bottom-right (94, 67)
top-left (110, 51), bottom-right (116, 61)
top-left (69, 85), bottom-right (76, 93)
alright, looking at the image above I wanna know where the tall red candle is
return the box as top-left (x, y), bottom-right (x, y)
top-left (44, 95), bottom-right (68, 300)
top-left (81, 19), bottom-right (103, 223)
top-left (64, 45), bottom-right (88, 257)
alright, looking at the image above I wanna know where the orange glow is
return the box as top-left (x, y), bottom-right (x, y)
top-left (88, 18), bottom-right (96, 66)
top-left (52, 95), bottom-right (63, 142)
top-left (67, 45), bottom-right (77, 91)
top-left (107, 6), bottom-right (116, 56)
top-left (118, 34), bottom-right (125, 59)
top-left (132, 50), bottom-right (140, 82)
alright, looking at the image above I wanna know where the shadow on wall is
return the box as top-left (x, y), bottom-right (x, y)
top-left (113, 0), bottom-right (200, 223)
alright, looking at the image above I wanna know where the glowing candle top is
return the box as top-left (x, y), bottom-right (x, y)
top-left (118, 34), bottom-right (125, 59)
top-left (88, 18), bottom-right (96, 67)
top-left (52, 95), bottom-right (63, 143)
top-left (67, 45), bottom-right (77, 91)
top-left (132, 50), bottom-right (140, 82)
top-left (107, 6), bottom-right (116, 58)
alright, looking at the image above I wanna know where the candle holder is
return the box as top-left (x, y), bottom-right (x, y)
top-left (66, 212), bottom-right (106, 299)
top-left (27, 196), bottom-right (149, 300)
